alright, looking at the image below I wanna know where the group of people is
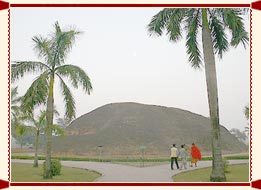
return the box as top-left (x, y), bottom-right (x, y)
top-left (170, 143), bottom-right (202, 170)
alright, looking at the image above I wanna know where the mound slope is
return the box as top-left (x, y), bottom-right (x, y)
top-left (53, 102), bottom-right (247, 157)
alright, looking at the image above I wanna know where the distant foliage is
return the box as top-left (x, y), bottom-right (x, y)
top-left (230, 128), bottom-right (248, 144)
top-left (43, 159), bottom-right (61, 176)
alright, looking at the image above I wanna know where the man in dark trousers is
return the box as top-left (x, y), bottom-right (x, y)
top-left (170, 144), bottom-right (179, 170)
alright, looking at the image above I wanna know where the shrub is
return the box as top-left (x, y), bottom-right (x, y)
top-left (43, 159), bottom-right (62, 176)
top-left (223, 159), bottom-right (230, 173)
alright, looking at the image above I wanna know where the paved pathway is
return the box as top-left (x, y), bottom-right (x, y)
top-left (12, 159), bottom-right (248, 182)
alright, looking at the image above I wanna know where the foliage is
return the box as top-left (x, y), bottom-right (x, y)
top-left (12, 21), bottom-right (93, 178)
top-left (224, 155), bottom-right (249, 160)
top-left (11, 87), bottom-right (34, 148)
top-left (230, 128), bottom-right (248, 143)
top-left (11, 154), bottom-right (249, 162)
top-left (244, 105), bottom-right (249, 120)
top-left (244, 104), bottom-right (249, 135)
top-left (147, 8), bottom-right (248, 69)
top-left (43, 159), bottom-right (62, 176)
top-left (56, 117), bottom-right (71, 128)
top-left (147, 8), bottom-right (248, 182)
top-left (223, 158), bottom-right (229, 173)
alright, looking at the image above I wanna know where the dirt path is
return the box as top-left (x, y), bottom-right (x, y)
top-left (11, 159), bottom-right (248, 182)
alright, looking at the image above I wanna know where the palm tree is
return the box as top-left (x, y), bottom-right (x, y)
top-left (11, 86), bottom-right (20, 118)
top-left (31, 111), bottom-right (45, 168)
top-left (148, 8), bottom-right (248, 181)
top-left (26, 109), bottom-right (59, 167)
top-left (244, 105), bottom-right (249, 120)
top-left (11, 86), bottom-right (29, 148)
top-left (244, 104), bottom-right (249, 135)
top-left (11, 21), bottom-right (93, 178)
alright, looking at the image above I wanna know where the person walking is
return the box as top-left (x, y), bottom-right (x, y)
top-left (190, 143), bottom-right (202, 167)
top-left (179, 144), bottom-right (188, 170)
top-left (170, 144), bottom-right (179, 170)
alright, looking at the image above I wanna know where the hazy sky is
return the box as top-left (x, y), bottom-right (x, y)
top-left (11, 8), bottom-right (250, 131)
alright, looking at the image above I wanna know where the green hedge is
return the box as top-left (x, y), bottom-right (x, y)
top-left (11, 155), bottom-right (248, 162)
top-left (43, 159), bottom-right (62, 176)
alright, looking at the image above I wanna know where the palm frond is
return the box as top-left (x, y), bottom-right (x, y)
top-left (51, 22), bottom-right (82, 66)
top-left (55, 65), bottom-right (92, 94)
top-left (147, 8), bottom-right (176, 36)
top-left (166, 9), bottom-right (186, 42)
top-left (11, 86), bottom-right (18, 101)
top-left (52, 124), bottom-right (65, 136)
top-left (58, 77), bottom-right (76, 121)
top-left (209, 13), bottom-right (229, 58)
top-left (37, 110), bottom-right (47, 127)
top-left (185, 9), bottom-right (202, 68)
top-left (20, 71), bottom-right (50, 114)
top-left (244, 105), bottom-right (249, 120)
top-left (218, 8), bottom-right (249, 48)
top-left (11, 105), bottom-right (20, 118)
top-left (11, 86), bottom-right (22, 105)
top-left (32, 35), bottom-right (52, 64)
top-left (54, 21), bottom-right (62, 35)
top-left (11, 61), bottom-right (50, 82)
top-left (15, 125), bottom-right (27, 137)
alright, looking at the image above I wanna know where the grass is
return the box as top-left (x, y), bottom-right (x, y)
top-left (11, 163), bottom-right (101, 182)
top-left (173, 164), bottom-right (249, 182)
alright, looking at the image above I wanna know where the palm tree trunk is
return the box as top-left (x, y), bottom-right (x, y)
top-left (43, 73), bottom-right (55, 179)
top-left (201, 8), bottom-right (226, 182)
top-left (33, 129), bottom-right (40, 167)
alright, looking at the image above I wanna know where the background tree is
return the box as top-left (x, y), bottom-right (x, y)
top-left (11, 86), bottom-right (20, 118)
top-left (26, 109), bottom-right (60, 167)
top-left (230, 128), bottom-right (248, 144)
top-left (148, 8), bottom-right (248, 181)
top-left (11, 21), bottom-right (93, 178)
top-left (244, 105), bottom-right (249, 120)
top-left (11, 86), bottom-right (31, 148)
top-left (244, 104), bottom-right (249, 135)
top-left (56, 117), bottom-right (71, 129)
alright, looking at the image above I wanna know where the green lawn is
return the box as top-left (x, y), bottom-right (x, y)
top-left (11, 163), bottom-right (101, 182)
top-left (173, 164), bottom-right (249, 182)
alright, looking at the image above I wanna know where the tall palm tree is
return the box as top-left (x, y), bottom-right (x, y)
top-left (148, 8), bottom-right (248, 181)
top-left (11, 21), bottom-right (93, 178)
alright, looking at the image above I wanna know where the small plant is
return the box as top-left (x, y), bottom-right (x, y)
top-left (223, 159), bottom-right (230, 173)
top-left (43, 159), bottom-right (62, 176)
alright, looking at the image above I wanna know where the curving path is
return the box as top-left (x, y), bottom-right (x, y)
top-left (12, 159), bottom-right (248, 182)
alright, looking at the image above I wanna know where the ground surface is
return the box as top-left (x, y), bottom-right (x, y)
top-left (11, 163), bottom-right (101, 182)
top-left (173, 164), bottom-right (249, 182)
top-left (12, 159), bottom-right (248, 182)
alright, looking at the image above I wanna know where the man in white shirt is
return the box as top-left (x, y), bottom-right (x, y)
top-left (170, 144), bottom-right (179, 170)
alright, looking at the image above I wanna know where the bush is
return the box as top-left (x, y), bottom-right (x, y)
top-left (43, 159), bottom-right (62, 176)
top-left (223, 159), bottom-right (230, 173)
